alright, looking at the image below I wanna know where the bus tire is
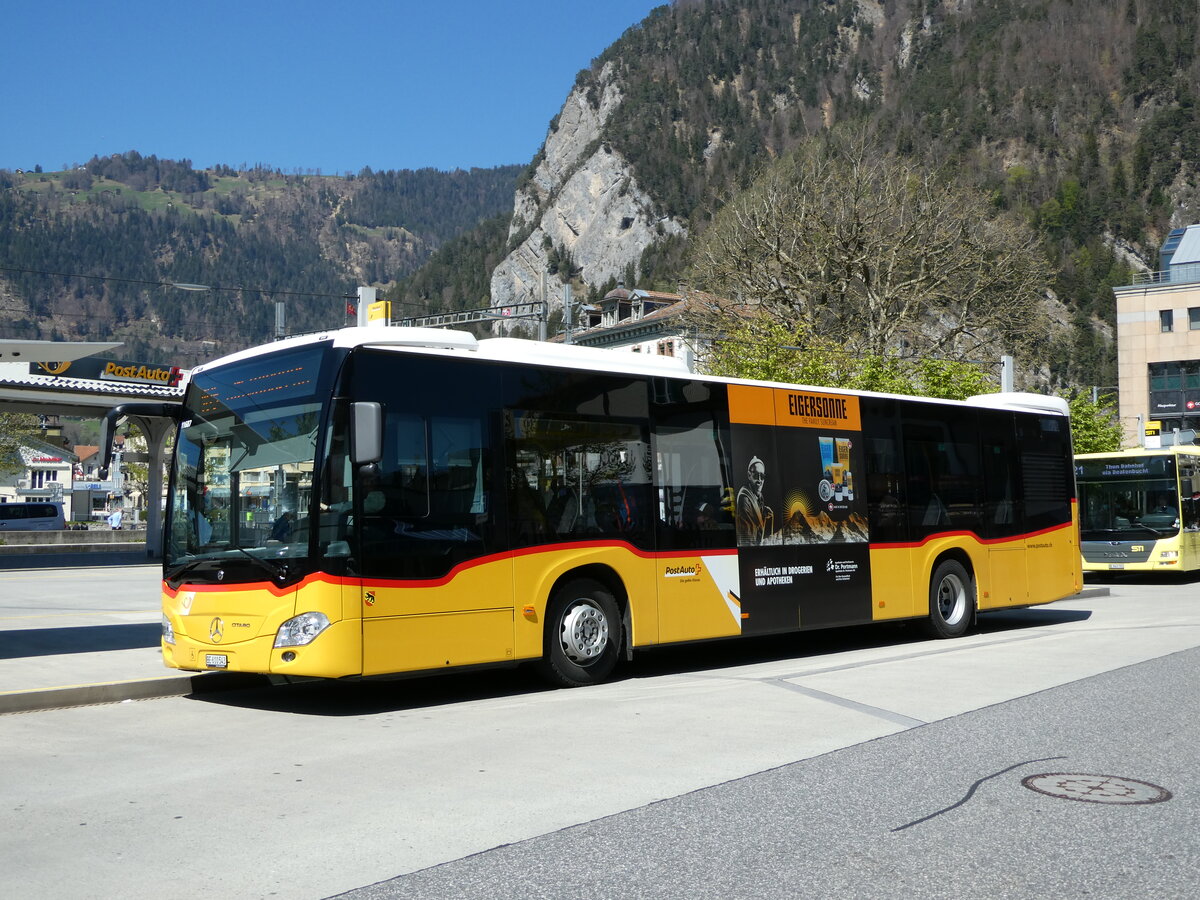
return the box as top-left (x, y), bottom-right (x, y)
top-left (924, 559), bottom-right (973, 638)
top-left (539, 578), bottom-right (622, 687)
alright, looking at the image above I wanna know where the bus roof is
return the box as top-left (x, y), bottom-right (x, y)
top-left (188, 326), bottom-right (1069, 416)
top-left (189, 326), bottom-right (691, 381)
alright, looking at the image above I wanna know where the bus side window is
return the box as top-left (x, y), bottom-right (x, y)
top-left (374, 413), bottom-right (428, 518)
top-left (1017, 414), bottom-right (1072, 532)
top-left (1183, 468), bottom-right (1200, 530)
top-left (902, 414), bottom-right (983, 539)
top-left (506, 411), bottom-right (652, 548)
top-left (979, 410), bottom-right (1023, 539)
top-left (652, 380), bottom-right (736, 552)
top-left (861, 399), bottom-right (906, 544)
top-left (429, 417), bottom-right (487, 518)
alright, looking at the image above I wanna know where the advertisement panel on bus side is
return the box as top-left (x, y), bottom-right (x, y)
top-left (727, 385), bottom-right (872, 634)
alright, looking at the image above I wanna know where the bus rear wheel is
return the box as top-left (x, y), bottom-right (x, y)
top-left (924, 559), bottom-right (973, 638)
top-left (539, 579), bottom-right (622, 687)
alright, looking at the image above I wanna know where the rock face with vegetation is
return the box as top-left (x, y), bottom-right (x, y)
top-left (477, 0), bottom-right (1200, 389)
top-left (490, 62), bottom-right (686, 315)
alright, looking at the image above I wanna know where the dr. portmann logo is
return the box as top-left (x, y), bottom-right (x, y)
top-left (665, 563), bottom-right (702, 578)
top-left (826, 558), bottom-right (859, 575)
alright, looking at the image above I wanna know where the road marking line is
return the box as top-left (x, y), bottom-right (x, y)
top-left (768, 679), bottom-right (927, 727)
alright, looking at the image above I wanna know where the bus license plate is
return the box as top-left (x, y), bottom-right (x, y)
top-left (1108, 563), bottom-right (1124, 570)
top-left (205, 654), bottom-right (229, 668)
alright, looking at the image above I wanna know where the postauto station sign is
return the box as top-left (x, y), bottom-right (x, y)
top-left (30, 357), bottom-right (184, 387)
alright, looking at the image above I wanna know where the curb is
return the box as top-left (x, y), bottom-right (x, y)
top-left (0, 671), bottom-right (272, 715)
top-left (0, 551), bottom-right (156, 570)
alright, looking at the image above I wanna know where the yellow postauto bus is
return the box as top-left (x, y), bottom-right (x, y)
top-left (1075, 446), bottom-right (1200, 573)
top-left (107, 326), bottom-right (1081, 687)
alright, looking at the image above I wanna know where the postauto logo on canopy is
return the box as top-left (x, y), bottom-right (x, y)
top-left (31, 357), bottom-right (185, 387)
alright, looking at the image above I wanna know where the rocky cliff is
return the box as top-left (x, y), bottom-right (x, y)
top-left (489, 62), bottom-right (686, 328)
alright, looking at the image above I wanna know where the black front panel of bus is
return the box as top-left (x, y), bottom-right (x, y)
top-left (347, 352), bottom-right (505, 579)
top-left (346, 350), bottom-right (660, 579)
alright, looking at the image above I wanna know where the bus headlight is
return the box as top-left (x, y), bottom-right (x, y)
top-left (162, 614), bottom-right (176, 645)
top-left (274, 612), bottom-right (331, 647)
top-left (1159, 550), bottom-right (1179, 559)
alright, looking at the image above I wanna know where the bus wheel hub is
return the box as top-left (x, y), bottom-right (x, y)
top-left (561, 603), bottom-right (608, 663)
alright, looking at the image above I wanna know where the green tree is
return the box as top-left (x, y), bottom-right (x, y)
top-left (1065, 391), bottom-right (1123, 454)
top-left (912, 358), bottom-right (996, 400)
top-left (699, 312), bottom-right (995, 400)
top-left (0, 413), bottom-right (41, 476)
top-left (700, 315), bottom-right (840, 385)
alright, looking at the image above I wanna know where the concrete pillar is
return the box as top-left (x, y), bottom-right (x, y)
top-left (129, 415), bottom-right (174, 560)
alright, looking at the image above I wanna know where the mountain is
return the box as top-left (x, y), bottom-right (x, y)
top-left (0, 154), bottom-right (521, 365)
top-left (410, 0), bottom-right (1200, 389)
top-left (5, 0), bottom-right (1199, 391)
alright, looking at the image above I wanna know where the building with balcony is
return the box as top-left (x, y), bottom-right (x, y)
top-left (1114, 224), bottom-right (1200, 447)
top-left (561, 285), bottom-right (698, 364)
top-left (561, 284), bottom-right (748, 369)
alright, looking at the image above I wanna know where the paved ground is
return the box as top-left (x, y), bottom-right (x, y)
top-left (337, 645), bottom-right (1200, 900)
top-left (0, 560), bottom-right (258, 711)
top-left (2, 562), bottom-right (1199, 899)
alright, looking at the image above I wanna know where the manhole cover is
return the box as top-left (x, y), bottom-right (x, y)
top-left (1022, 773), bottom-right (1172, 805)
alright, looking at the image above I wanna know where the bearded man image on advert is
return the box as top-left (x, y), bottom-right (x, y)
top-left (736, 455), bottom-right (773, 545)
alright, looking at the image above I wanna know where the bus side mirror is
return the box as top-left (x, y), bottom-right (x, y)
top-left (351, 402), bottom-right (382, 465)
top-left (98, 402), bottom-right (183, 477)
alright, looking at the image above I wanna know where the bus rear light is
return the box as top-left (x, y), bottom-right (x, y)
top-left (162, 614), bottom-right (176, 645)
top-left (274, 612), bottom-right (331, 647)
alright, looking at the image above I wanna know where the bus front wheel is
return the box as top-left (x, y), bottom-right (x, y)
top-left (539, 579), bottom-right (622, 687)
top-left (924, 559), bottom-right (973, 638)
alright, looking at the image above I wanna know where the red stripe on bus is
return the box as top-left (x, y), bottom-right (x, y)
top-left (164, 516), bottom-right (1072, 596)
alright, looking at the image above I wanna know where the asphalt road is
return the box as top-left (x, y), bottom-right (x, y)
top-left (340, 644), bottom-right (1200, 900)
top-left (0, 569), bottom-right (1197, 899)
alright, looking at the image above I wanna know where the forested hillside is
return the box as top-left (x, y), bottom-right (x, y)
top-left (0, 153), bottom-right (520, 363)
top-left (402, 0), bottom-right (1200, 390)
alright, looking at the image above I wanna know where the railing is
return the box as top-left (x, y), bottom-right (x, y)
top-left (1129, 263), bottom-right (1200, 285)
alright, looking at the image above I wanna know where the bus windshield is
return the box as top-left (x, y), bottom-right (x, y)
top-left (166, 343), bottom-right (338, 579)
top-left (1077, 457), bottom-right (1180, 539)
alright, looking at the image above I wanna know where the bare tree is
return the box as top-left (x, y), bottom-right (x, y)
top-left (686, 128), bottom-right (1058, 363)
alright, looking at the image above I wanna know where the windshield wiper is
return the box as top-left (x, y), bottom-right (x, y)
top-left (165, 556), bottom-right (207, 582)
top-left (165, 548), bottom-right (292, 585)
top-left (229, 545), bottom-right (289, 583)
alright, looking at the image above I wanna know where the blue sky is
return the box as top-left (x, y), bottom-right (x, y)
top-left (3, 0), bottom-right (664, 175)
